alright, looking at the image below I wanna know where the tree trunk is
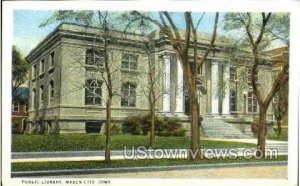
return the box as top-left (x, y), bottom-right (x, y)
top-left (188, 91), bottom-right (201, 160)
top-left (277, 121), bottom-right (282, 137)
top-left (149, 101), bottom-right (156, 147)
top-left (256, 107), bottom-right (267, 158)
top-left (105, 97), bottom-right (112, 163)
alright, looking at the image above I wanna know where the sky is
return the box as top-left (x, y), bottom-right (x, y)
top-left (13, 10), bottom-right (59, 56)
top-left (13, 10), bottom-right (226, 56)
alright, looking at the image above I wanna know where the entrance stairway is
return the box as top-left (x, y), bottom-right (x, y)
top-left (201, 117), bottom-right (253, 139)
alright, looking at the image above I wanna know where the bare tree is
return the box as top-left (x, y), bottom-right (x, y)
top-left (224, 13), bottom-right (289, 158)
top-left (131, 11), bottom-right (219, 160)
top-left (40, 10), bottom-right (151, 162)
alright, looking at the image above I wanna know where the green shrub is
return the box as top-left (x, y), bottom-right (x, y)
top-left (251, 118), bottom-right (259, 135)
top-left (122, 114), bottom-right (184, 136)
top-left (155, 116), bottom-right (181, 132)
top-left (173, 129), bottom-right (186, 137)
top-left (140, 115), bottom-right (151, 135)
top-left (122, 116), bottom-right (141, 135)
top-left (110, 124), bottom-right (121, 135)
top-left (12, 123), bottom-right (18, 134)
top-left (157, 129), bottom-right (186, 137)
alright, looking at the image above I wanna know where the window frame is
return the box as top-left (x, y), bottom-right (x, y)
top-left (40, 59), bottom-right (45, 75)
top-left (25, 102), bottom-right (28, 113)
top-left (121, 82), bottom-right (137, 107)
top-left (40, 85), bottom-right (44, 108)
top-left (85, 79), bottom-right (102, 106)
top-left (229, 90), bottom-right (237, 113)
top-left (32, 64), bottom-right (37, 78)
top-left (50, 51), bottom-right (55, 68)
top-left (248, 92), bottom-right (258, 113)
top-left (86, 49), bottom-right (105, 68)
top-left (121, 53), bottom-right (138, 70)
top-left (49, 81), bottom-right (54, 103)
top-left (12, 101), bottom-right (19, 112)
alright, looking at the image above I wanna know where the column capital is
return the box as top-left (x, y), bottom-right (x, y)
top-left (162, 54), bottom-right (171, 60)
top-left (211, 60), bottom-right (219, 65)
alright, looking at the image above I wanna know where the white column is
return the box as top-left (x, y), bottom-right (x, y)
top-left (162, 55), bottom-right (171, 112)
top-left (211, 61), bottom-right (219, 114)
top-left (222, 65), bottom-right (230, 114)
top-left (175, 59), bottom-right (184, 113)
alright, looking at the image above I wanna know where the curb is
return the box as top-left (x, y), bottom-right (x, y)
top-left (11, 161), bottom-right (287, 177)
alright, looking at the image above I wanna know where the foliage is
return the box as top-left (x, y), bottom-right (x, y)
top-left (122, 116), bottom-right (142, 135)
top-left (12, 123), bottom-right (18, 134)
top-left (110, 124), bottom-right (121, 135)
top-left (122, 114), bottom-right (185, 136)
top-left (12, 134), bottom-right (255, 152)
top-left (12, 46), bottom-right (30, 94)
top-left (223, 13), bottom-right (289, 52)
top-left (267, 128), bottom-right (288, 141)
top-left (40, 10), bottom-right (153, 35)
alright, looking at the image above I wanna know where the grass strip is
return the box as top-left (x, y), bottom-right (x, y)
top-left (12, 155), bottom-right (287, 172)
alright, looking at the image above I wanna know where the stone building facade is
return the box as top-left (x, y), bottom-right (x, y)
top-left (26, 23), bottom-right (280, 136)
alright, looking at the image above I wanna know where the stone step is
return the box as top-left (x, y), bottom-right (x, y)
top-left (201, 119), bottom-right (252, 139)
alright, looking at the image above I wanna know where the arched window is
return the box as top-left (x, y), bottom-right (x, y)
top-left (86, 49), bottom-right (104, 67)
top-left (85, 79), bottom-right (102, 105)
top-left (121, 82), bottom-right (136, 107)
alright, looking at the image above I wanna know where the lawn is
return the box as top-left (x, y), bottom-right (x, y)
top-left (12, 134), bottom-right (256, 152)
top-left (12, 155), bottom-right (287, 172)
top-left (266, 129), bottom-right (288, 141)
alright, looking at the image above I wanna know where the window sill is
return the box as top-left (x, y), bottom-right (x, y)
top-left (39, 73), bottom-right (45, 78)
top-left (121, 69), bottom-right (139, 74)
top-left (48, 67), bottom-right (55, 73)
top-left (121, 106), bottom-right (136, 108)
top-left (85, 65), bottom-right (104, 71)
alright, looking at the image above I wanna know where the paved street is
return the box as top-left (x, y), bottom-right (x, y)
top-left (48, 164), bottom-right (287, 179)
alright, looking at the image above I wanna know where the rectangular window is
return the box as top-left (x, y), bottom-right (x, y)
top-left (229, 90), bottom-right (237, 113)
top-left (122, 54), bottom-right (138, 70)
top-left (12, 101), bottom-right (19, 112)
top-left (229, 67), bottom-right (236, 81)
top-left (40, 85), bottom-right (44, 108)
top-left (50, 52), bottom-right (55, 67)
top-left (86, 49), bottom-right (104, 67)
top-left (25, 102), bottom-right (28, 112)
top-left (32, 64), bottom-right (37, 78)
top-left (248, 92), bottom-right (258, 113)
top-left (40, 59), bottom-right (45, 74)
top-left (121, 82), bottom-right (136, 107)
top-left (85, 79), bottom-right (102, 105)
top-left (49, 81), bottom-right (54, 103)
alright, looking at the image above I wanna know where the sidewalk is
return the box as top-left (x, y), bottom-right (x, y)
top-left (12, 146), bottom-right (287, 163)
